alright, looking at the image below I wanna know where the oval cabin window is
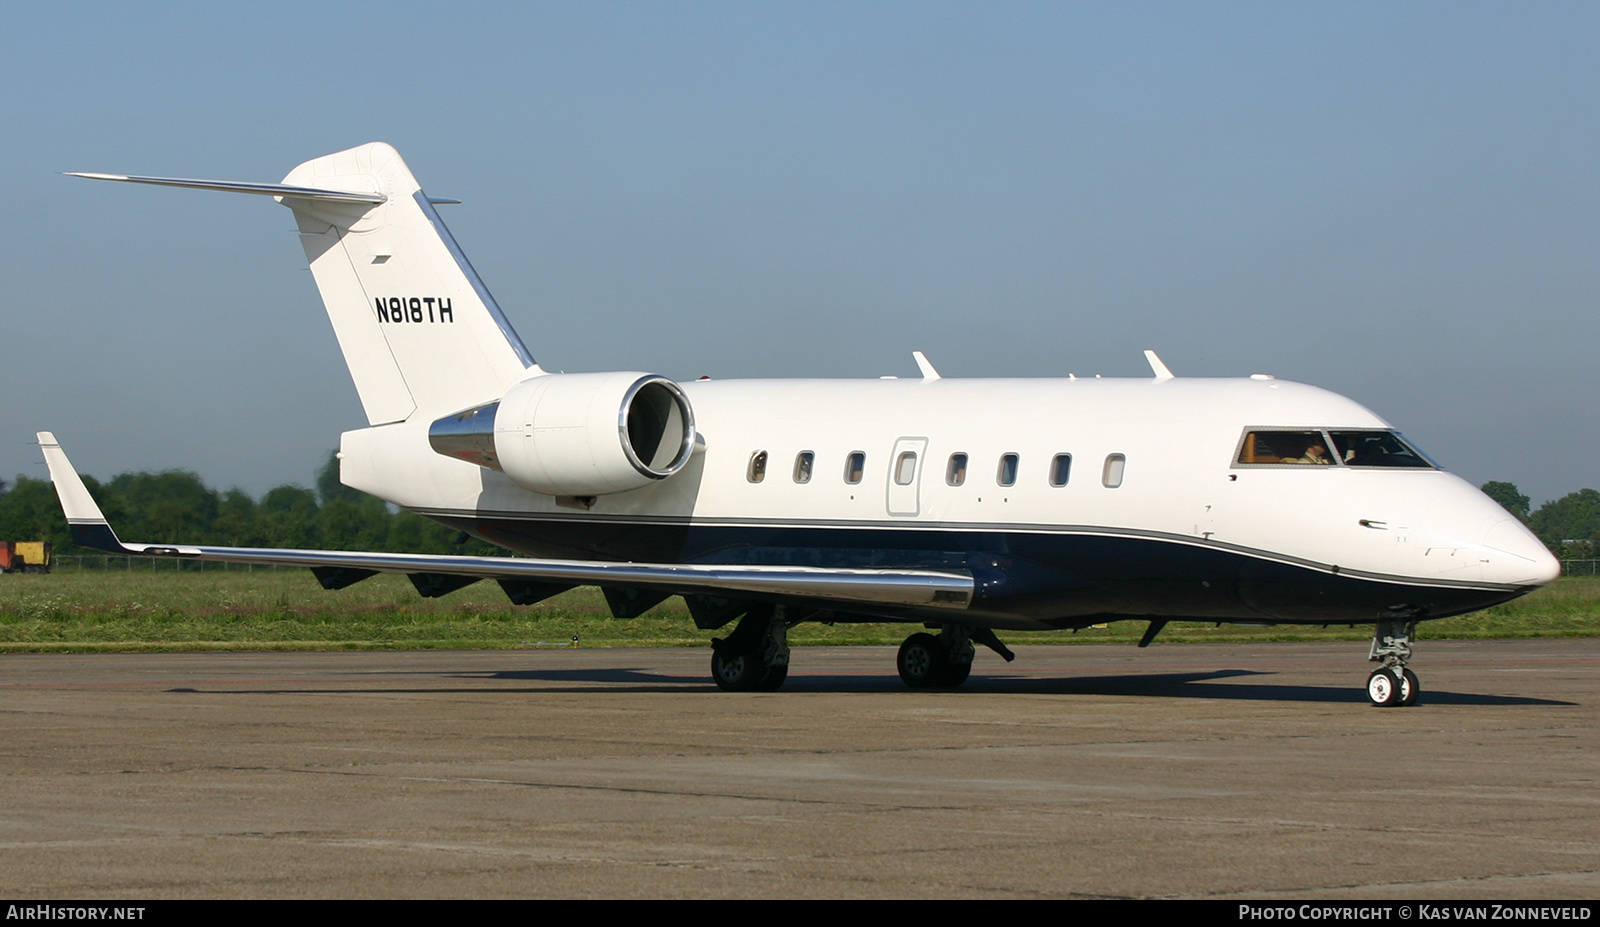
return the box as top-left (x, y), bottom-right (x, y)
top-left (894, 451), bottom-right (918, 486)
top-left (1102, 453), bottom-right (1125, 488)
top-left (946, 453), bottom-right (968, 486)
top-left (844, 452), bottom-right (866, 485)
top-left (1050, 454), bottom-right (1072, 487)
top-left (997, 453), bottom-right (1019, 487)
top-left (793, 451), bottom-right (814, 483)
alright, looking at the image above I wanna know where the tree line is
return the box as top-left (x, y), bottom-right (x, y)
top-left (0, 453), bottom-right (498, 556)
top-left (0, 456), bottom-right (1594, 560)
top-left (1480, 482), bottom-right (1599, 559)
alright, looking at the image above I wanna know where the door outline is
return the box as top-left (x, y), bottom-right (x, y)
top-left (886, 437), bottom-right (929, 517)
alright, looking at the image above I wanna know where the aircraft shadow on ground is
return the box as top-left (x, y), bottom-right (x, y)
top-left (167, 667), bottom-right (1575, 706)
top-left (777, 669), bottom-right (1572, 705)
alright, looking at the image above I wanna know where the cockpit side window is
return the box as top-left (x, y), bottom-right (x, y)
top-left (1328, 431), bottom-right (1435, 468)
top-left (1237, 431), bottom-right (1335, 466)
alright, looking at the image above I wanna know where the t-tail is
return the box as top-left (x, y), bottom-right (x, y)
top-left (68, 142), bottom-right (542, 424)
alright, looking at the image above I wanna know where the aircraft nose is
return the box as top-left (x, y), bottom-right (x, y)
top-left (1481, 517), bottom-right (1562, 587)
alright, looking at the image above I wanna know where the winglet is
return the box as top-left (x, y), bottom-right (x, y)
top-left (1143, 350), bottom-right (1175, 381)
top-left (36, 432), bottom-right (129, 553)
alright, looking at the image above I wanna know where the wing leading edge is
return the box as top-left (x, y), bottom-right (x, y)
top-left (35, 433), bottom-right (973, 611)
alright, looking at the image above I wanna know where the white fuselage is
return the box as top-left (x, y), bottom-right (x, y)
top-left (340, 374), bottom-right (1557, 629)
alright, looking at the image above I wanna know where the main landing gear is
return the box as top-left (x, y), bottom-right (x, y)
top-left (710, 604), bottom-right (791, 692)
top-left (1366, 618), bottom-right (1420, 707)
top-left (896, 625), bottom-right (1014, 689)
top-left (709, 612), bottom-right (1018, 691)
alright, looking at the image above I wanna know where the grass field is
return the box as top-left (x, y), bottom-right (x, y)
top-left (0, 566), bottom-right (1596, 652)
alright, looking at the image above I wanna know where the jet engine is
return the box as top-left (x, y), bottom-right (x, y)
top-left (429, 372), bottom-right (696, 496)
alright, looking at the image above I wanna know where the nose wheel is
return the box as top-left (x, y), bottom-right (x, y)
top-left (1366, 666), bottom-right (1419, 707)
top-left (1367, 619), bottom-right (1421, 707)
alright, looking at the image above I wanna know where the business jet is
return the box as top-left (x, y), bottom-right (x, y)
top-left (43, 142), bottom-right (1560, 706)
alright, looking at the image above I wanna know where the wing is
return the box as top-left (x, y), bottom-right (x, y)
top-left (36, 433), bottom-right (973, 612)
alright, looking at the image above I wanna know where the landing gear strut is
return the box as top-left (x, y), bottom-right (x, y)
top-left (710, 604), bottom-right (790, 692)
top-left (1366, 618), bottom-right (1420, 707)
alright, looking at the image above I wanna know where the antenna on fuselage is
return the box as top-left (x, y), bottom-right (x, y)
top-left (1144, 350), bottom-right (1175, 381)
top-left (912, 351), bottom-right (941, 380)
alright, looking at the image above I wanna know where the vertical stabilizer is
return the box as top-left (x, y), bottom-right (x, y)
top-left (278, 143), bottom-right (539, 424)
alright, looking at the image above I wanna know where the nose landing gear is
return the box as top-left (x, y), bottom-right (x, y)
top-left (1366, 665), bottom-right (1418, 706)
top-left (1367, 619), bottom-right (1420, 707)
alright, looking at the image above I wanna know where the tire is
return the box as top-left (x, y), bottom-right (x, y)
top-left (711, 650), bottom-right (761, 692)
top-left (1367, 667), bottom-right (1404, 707)
top-left (897, 633), bottom-right (949, 688)
top-left (943, 659), bottom-right (972, 687)
top-left (1398, 668), bottom-right (1420, 707)
top-left (753, 661), bottom-right (788, 692)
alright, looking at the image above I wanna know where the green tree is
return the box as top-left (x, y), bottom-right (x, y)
top-left (3, 455), bottom-right (502, 559)
top-left (1529, 489), bottom-right (1600, 557)
top-left (214, 488), bottom-right (260, 546)
top-left (319, 495), bottom-right (393, 551)
top-left (257, 485), bottom-right (321, 548)
top-left (1481, 481), bottom-right (1531, 522)
top-left (106, 471), bottom-right (218, 543)
top-left (0, 475), bottom-right (75, 551)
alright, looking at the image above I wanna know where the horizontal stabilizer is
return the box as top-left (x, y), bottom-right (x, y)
top-left (36, 434), bottom-right (973, 611)
top-left (64, 172), bottom-right (387, 204)
top-left (69, 144), bottom-right (537, 427)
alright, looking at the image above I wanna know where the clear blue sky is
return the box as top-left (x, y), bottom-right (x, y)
top-left (3, 2), bottom-right (1596, 506)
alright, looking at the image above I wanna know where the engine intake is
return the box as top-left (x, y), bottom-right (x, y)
top-left (430, 372), bottom-right (696, 496)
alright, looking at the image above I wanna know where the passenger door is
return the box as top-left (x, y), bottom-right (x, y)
top-left (886, 437), bottom-right (928, 517)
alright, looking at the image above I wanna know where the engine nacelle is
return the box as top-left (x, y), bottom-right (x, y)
top-left (429, 372), bottom-right (696, 496)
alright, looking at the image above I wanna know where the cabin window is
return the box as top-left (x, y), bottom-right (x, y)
top-left (1102, 453), bottom-right (1125, 488)
top-left (1050, 454), bottom-right (1072, 487)
top-left (793, 451), bottom-right (814, 483)
top-left (894, 451), bottom-right (918, 486)
top-left (997, 453), bottom-right (1019, 487)
top-left (844, 451), bottom-right (866, 485)
top-left (1328, 431), bottom-right (1435, 469)
top-left (946, 453), bottom-right (968, 486)
top-left (1237, 431), bottom-right (1335, 466)
top-left (747, 451), bottom-right (768, 483)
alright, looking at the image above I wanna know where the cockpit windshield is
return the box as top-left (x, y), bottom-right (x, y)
top-left (1327, 431), bottom-right (1435, 468)
top-left (1236, 429), bottom-right (1436, 469)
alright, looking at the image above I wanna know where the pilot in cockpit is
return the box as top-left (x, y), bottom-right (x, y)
top-left (1285, 438), bottom-right (1333, 465)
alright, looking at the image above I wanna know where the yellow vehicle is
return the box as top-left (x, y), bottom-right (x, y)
top-left (0, 541), bottom-right (51, 574)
